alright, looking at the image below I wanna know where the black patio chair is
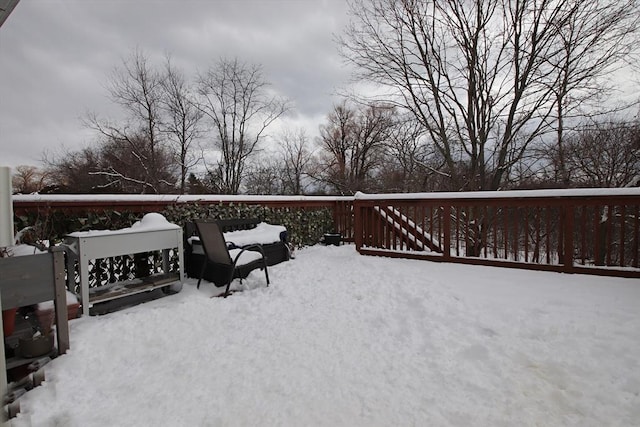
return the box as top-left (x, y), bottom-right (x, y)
top-left (194, 220), bottom-right (270, 297)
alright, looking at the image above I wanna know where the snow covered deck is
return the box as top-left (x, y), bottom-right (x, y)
top-left (9, 244), bottom-right (640, 426)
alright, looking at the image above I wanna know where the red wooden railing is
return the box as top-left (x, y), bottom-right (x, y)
top-left (354, 189), bottom-right (640, 278)
top-left (12, 194), bottom-right (355, 243)
top-left (12, 189), bottom-right (640, 278)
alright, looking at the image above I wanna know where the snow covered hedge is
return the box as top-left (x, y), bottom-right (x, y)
top-left (162, 203), bottom-right (333, 247)
top-left (14, 202), bottom-right (334, 248)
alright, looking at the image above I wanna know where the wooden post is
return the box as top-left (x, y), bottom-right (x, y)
top-left (51, 247), bottom-right (70, 354)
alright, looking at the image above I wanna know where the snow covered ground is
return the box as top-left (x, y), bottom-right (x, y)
top-left (10, 245), bottom-right (640, 426)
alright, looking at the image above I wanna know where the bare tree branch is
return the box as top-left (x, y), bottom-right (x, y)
top-left (197, 58), bottom-right (289, 194)
top-left (340, 0), bottom-right (640, 191)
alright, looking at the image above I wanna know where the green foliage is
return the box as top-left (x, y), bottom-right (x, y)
top-left (15, 202), bottom-right (335, 248)
top-left (163, 203), bottom-right (334, 247)
top-left (15, 209), bottom-right (141, 247)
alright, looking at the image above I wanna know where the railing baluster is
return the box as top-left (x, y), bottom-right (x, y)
top-left (372, 204), bottom-right (378, 248)
top-left (513, 207), bottom-right (519, 262)
top-left (420, 204), bottom-right (426, 250)
top-left (634, 205), bottom-right (639, 268)
top-left (483, 205), bottom-right (489, 258)
top-left (379, 204), bottom-right (385, 249)
top-left (372, 204), bottom-right (377, 249)
top-left (524, 206), bottom-right (529, 263)
top-left (557, 205), bottom-right (564, 264)
top-left (443, 204), bottom-right (451, 261)
top-left (546, 207), bottom-right (551, 264)
top-left (362, 205), bottom-right (368, 247)
top-left (534, 207), bottom-right (540, 263)
top-left (607, 204), bottom-right (614, 266)
top-left (580, 205), bottom-right (587, 265)
top-left (504, 205), bottom-right (509, 260)
top-left (620, 205), bottom-right (626, 266)
top-left (379, 203), bottom-right (384, 249)
top-left (563, 205), bottom-right (574, 272)
top-left (594, 205), bottom-right (602, 266)
top-left (464, 205), bottom-right (470, 257)
top-left (455, 206), bottom-right (460, 256)
top-left (399, 205), bottom-right (405, 251)
top-left (438, 206), bottom-right (443, 250)
top-left (391, 205), bottom-right (397, 251)
top-left (405, 204), bottom-right (409, 250)
top-left (386, 206), bottom-right (391, 250)
top-left (428, 205), bottom-right (434, 249)
top-left (493, 207), bottom-right (498, 259)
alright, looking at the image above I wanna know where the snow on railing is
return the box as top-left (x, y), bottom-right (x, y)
top-left (354, 187), bottom-right (640, 200)
top-left (13, 194), bottom-right (353, 204)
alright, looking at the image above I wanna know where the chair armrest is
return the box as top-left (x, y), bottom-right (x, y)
top-left (239, 243), bottom-right (266, 256)
top-left (230, 244), bottom-right (267, 267)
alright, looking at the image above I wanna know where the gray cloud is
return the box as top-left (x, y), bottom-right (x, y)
top-left (0, 0), bottom-right (352, 167)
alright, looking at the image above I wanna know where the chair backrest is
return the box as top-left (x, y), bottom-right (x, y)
top-left (194, 220), bottom-right (233, 266)
top-left (217, 218), bottom-right (260, 233)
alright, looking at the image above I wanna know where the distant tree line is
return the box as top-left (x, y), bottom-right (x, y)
top-left (12, 0), bottom-right (640, 195)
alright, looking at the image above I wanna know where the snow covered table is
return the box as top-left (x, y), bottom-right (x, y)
top-left (65, 213), bottom-right (185, 316)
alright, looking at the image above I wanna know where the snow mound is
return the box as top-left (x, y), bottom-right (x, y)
top-left (68, 213), bottom-right (179, 237)
top-left (5, 244), bottom-right (45, 257)
top-left (130, 213), bottom-right (178, 231)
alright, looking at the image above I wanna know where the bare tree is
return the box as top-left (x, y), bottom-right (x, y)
top-left (45, 136), bottom-right (177, 194)
top-left (317, 101), bottom-right (394, 194)
top-left (546, 0), bottom-right (638, 186)
top-left (86, 49), bottom-right (176, 193)
top-left (340, 0), bottom-right (640, 191)
top-left (11, 165), bottom-right (52, 194)
top-left (96, 134), bottom-right (177, 193)
top-left (197, 58), bottom-right (288, 194)
top-left (161, 56), bottom-right (203, 194)
top-left (278, 128), bottom-right (314, 195)
top-left (186, 172), bottom-right (211, 194)
top-left (44, 146), bottom-right (107, 193)
top-left (243, 129), bottom-right (314, 195)
top-left (244, 157), bottom-right (285, 195)
top-left (560, 120), bottom-right (640, 188)
top-left (382, 116), bottom-right (434, 192)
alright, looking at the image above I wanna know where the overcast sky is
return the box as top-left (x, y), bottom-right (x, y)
top-left (0, 0), bottom-right (353, 168)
